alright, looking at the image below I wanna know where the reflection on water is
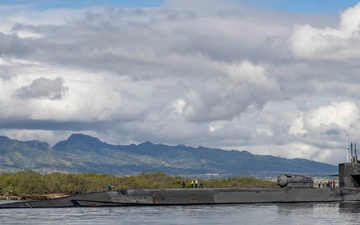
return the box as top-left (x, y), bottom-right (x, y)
top-left (274, 202), bottom-right (360, 225)
top-left (339, 201), bottom-right (360, 214)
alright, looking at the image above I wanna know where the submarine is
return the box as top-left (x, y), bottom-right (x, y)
top-left (2, 154), bottom-right (360, 208)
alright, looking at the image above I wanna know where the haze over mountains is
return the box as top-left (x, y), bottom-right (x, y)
top-left (0, 133), bottom-right (337, 176)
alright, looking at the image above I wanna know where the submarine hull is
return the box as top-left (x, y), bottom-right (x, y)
top-left (2, 188), bottom-right (360, 208)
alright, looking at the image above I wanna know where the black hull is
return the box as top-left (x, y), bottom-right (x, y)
top-left (2, 188), bottom-right (360, 208)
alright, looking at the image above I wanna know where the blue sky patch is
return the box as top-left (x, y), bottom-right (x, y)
top-left (245, 0), bottom-right (360, 13)
top-left (1, 0), bottom-right (359, 13)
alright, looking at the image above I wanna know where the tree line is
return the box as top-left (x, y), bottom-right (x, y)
top-left (0, 170), bottom-right (278, 197)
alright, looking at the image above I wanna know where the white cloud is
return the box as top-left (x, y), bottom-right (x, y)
top-left (289, 3), bottom-right (360, 60)
top-left (289, 114), bottom-right (306, 136)
top-left (225, 61), bottom-right (280, 99)
top-left (305, 101), bottom-right (359, 131)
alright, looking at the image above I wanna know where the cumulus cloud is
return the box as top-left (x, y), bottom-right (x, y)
top-left (289, 3), bottom-right (360, 60)
top-left (15, 77), bottom-right (68, 100)
top-left (181, 61), bottom-right (280, 122)
top-left (2, 1), bottom-right (360, 165)
top-left (305, 101), bottom-right (359, 132)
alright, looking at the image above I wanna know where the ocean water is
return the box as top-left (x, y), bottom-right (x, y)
top-left (1, 201), bottom-right (360, 225)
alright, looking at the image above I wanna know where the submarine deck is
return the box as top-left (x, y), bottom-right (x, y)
top-left (2, 187), bottom-right (360, 208)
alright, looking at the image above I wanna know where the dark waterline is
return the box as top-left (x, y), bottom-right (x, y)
top-left (1, 201), bottom-right (360, 225)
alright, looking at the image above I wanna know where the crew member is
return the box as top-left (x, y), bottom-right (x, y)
top-left (108, 184), bottom-right (114, 191)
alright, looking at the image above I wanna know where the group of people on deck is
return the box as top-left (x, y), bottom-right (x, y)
top-left (317, 180), bottom-right (336, 188)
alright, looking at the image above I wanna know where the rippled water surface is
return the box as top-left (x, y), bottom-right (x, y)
top-left (1, 201), bottom-right (360, 225)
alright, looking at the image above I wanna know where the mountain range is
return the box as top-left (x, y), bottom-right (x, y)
top-left (0, 133), bottom-right (337, 176)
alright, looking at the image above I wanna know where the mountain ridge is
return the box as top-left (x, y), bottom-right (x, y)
top-left (0, 133), bottom-right (337, 175)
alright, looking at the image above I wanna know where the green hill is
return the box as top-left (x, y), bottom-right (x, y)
top-left (0, 133), bottom-right (337, 175)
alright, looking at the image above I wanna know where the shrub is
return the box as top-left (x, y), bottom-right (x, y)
top-left (0, 171), bottom-right (277, 196)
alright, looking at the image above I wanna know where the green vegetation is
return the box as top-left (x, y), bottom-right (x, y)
top-left (0, 170), bottom-right (278, 197)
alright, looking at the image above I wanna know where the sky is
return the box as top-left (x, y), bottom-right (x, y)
top-left (1, 0), bottom-right (360, 165)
